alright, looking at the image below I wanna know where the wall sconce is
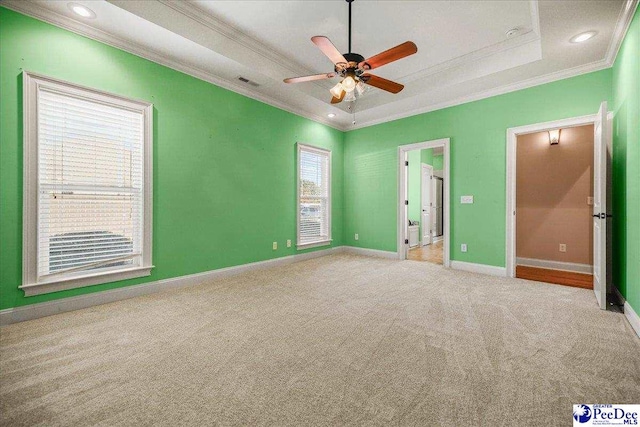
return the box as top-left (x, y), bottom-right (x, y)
top-left (548, 129), bottom-right (561, 145)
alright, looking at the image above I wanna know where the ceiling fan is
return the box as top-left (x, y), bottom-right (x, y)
top-left (283, 0), bottom-right (417, 104)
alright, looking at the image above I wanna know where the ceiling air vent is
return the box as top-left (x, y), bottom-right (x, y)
top-left (238, 76), bottom-right (260, 87)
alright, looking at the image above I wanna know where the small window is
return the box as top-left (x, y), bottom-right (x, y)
top-left (22, 72), bottom-right (153, 296)
top-left (297, 143), bottom-right (331, 249)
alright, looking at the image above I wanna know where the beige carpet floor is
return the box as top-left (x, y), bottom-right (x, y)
top-left (1, 254), bottom-right (639, 426)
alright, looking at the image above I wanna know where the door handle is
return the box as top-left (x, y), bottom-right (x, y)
top-left (592, 213), bottom-right (612, 218)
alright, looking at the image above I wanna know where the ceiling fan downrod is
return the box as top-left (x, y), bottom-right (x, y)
top-left (348, 0), bottom-right (353, 54)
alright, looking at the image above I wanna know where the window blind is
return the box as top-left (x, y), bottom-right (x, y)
top-left (298, 145), bottom-right (331, 246)
top-left (37, 88), bottom-right (144, 279)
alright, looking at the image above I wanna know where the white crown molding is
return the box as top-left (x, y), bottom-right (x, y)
top-left (394, 4), bottom-right (541, 85)
top-left (1, 0), bottom-right (637, 133)
top-left (348, 58), bottom-right (610, 131)
top-left (156, 0), bottom-right (316, 80)
top-left (605, 0), bottom-right (639, 66)
top-left (0, 0), bottom-right (344, 131)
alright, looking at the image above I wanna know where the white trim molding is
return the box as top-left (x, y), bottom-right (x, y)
top-left (397, 138), bottom-right (451, 267)
top-left (624, 301), bottom-right (640, 338)
top-left (1, 246), bottom-right (346, 326)
top-left (21, 71), bottom-right (154, 297)
top-left (343, 246), bottom-right (398, 260)
top-left (2, 0), bottom-right (637, 133)
top-left (0, 0), bottom-right (342, 131)
top-left (516, 257), bottom-right (593, 274)
top-left (613, 287), bottom-right (640, 339)
top-left (605, 0), bottom-right (640, 65)
top-left (296, 143), bottom-right (332, 250)
top-left (451, 261), bottom-right (507, 277)
top-left (505, 114), bottom-right (597, 278)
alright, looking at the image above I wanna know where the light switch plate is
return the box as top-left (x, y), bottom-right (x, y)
top-left (587, 196), bottom-right (594, 205)
top-left (461, 195), bottom-right (474, 204)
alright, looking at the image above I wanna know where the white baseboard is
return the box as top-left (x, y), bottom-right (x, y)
top-left (516, 257), bottom-right (593, 274)
top-left (624, 301), bottom-right (640, 339)
top-left (613, 287), bottom-right (640, 339)
top-left (451, 260), bottom-right (507, 277)
top-left (0, 246), bottom-right (346, 326)
top-left (343, 246), bottom-right (399, 259)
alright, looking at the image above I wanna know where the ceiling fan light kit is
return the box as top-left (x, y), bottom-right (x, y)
top-left (284, 0), bottom-right (418, 120)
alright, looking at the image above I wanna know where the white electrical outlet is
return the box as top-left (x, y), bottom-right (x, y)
top-left (559, 243), bottom-right (566, 252)
top-left (461, 195), bottom-right (474, 204)
top-left (355, 233), bottom-right (359, 241)
top-left (286, 239), bottom-right (291, 248)
top-left (273, 241), bottom-right (278, 250)
top-left (461, 243), bottom-right (467, 253)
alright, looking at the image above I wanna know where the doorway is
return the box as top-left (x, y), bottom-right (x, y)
top-left (514, 124), bottom-right (595, 289)
top-left (506, 103), bottom-right (612, 309)
top-left (398, 138), bottom-right (450, 267)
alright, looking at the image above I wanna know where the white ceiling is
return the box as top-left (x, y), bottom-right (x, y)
top-left (3, 0), bottom-right (637, 131)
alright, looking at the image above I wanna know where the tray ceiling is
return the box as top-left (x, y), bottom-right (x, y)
top-left (2, 0), bottom-right (636, 130)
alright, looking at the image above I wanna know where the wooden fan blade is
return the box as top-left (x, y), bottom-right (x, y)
top-left (362, 74), bottom-right (404, 94)
top-left (359, 41), bottom-right (417, 70)
top-left (331, 90), bottom-right (346, 104)
top-left (312, 36), bottom-right (347, 65)
top-left (284, 72), bottom-right (336, 83)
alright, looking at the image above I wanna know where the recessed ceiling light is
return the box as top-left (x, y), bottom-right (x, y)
top-left (68, 3), bottom-right (96, 19)
top-left (327, 113), bottom-right (336, 118)
top-left (570, 31), bottom-right (597, 43)
top-left (505, 28), bottom-right (520, 38)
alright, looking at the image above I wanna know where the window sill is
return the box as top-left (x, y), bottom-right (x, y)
top-left (20, 266), bottom-right (154, 297)
top-left (296, 239), bottom-right (332, 251)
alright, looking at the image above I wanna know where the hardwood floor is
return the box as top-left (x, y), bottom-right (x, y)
top-left (408, 239), bottom-right (443, 264)
top-left (516, 265), bottom-right (593, 289)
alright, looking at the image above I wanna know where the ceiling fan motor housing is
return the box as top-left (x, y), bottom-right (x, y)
top-left (336, 52), bottom-right (367, 78)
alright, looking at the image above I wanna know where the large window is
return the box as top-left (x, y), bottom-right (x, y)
top-left (297, 143), bottom-right (331, 249)
top-left (22, 72), bottom-right (153, 296)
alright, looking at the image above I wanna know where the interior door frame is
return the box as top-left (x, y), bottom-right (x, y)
top-left (421, 163), bottom-right (434, 246)
top-left (397, 138), bottom-right (450, 267)
top-left (505, 114), bottom-right (596, 278)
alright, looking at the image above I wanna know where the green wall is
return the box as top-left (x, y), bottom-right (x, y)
top-left (344, 70), bottom-right (613, 264)
top-left (612, 8), bottom-right (640, 313)
top-left (0, 8), bottom-right (344, 310)
top-left (432, 155), bottom-right (444, 171)
top-left (1, 6), bottom-right (637, 315)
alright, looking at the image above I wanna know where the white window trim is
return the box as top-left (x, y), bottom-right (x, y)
top-left (296, 143), bottom-right (332, 250)
top-left (21, 71), bottom-right (154, 297)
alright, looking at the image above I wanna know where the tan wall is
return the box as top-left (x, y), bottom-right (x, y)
top-left (516, 125), bottom-right (594, 265)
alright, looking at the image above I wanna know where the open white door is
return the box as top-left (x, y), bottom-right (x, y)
top-left (421, 164), bottom-right (433, 246)
top-left (593, 101), bottom-right (609, 309)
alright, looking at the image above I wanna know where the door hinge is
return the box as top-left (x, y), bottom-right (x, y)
top-left (405, 200), bottom-right (409, 205)
top-left (404, 239), bottom-right (409, 244)
top-left (405, 161), bottom-right (409, 166)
